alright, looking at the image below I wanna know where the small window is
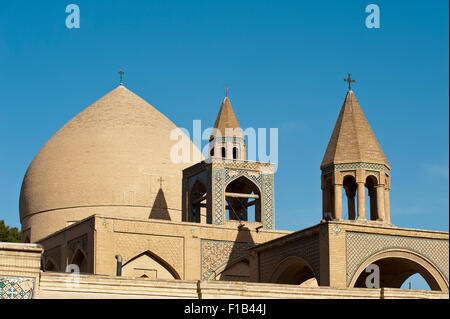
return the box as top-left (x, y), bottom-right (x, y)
top-left (221, 147), bottom-right (226, 158)
top-left (233, 147), bottom-right (238, 160)
top-left (210, 147), bottom-right (214, 157)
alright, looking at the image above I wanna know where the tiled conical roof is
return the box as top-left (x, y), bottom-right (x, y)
top-left (321, 90), bottom-right (390, 170)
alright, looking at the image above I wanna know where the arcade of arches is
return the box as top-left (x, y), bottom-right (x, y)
top-left (322, 171), bottom-right (391, 223)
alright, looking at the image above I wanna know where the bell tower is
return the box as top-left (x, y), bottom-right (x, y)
top-left (209, 95), bottom-right (246, 160)
top-left (321, 75), bottom-right (391, 224)
top-left (182, 94), bottom-right (275, 229)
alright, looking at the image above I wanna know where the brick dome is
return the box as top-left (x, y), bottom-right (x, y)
top-left (19, 85), bottom-right (202, 241)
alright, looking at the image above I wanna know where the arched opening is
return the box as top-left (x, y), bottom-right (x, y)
top-left (270, 256), bottom-right (318, 287)
top-left (122, 251), bottom-right (180, 280)
top-left (343, 175), bottom-right (357, 220)
top-left (221, 147), bottom-right (226, 158)
top-left (323, 177), bottom-right (334, 220)
top-left (232, 147), bottom-right (238, 160)
top-left (365, 175), bottom-right (378, 221)
top-left (225, 176), bottom-right (261, 223)
top-left (350, 250), bottom-right (448, 292)
top-left (188, 180), bottom-right (206, 223)
top-left (71, 249), bottom-right (88, 273)
top-left (210, 147), bottom-right (214, 157)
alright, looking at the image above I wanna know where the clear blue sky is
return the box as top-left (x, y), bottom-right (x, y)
top-left (0, 0), bottom-right (448, 287)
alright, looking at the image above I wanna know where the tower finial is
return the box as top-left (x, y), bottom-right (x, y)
top-left (224, 85), bottom-right (230, 97)
top-left (118, 69), bottom-right (124, 86)
top-left (344, 73), bottom-right (355, 91)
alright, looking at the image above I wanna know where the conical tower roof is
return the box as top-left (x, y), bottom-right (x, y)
top-left (210, 96), bottom-right (243, 139)
top-left (321, 90), bottom-right (390, 170)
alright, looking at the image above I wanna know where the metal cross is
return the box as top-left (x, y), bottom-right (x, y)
top-left (225, 85), bottom-right (230, 97)
top-left (344, 73), bottom-right (355, 90)
top-left (118, 70), bottom-right (124, 86)
top-left (158, 177), bottom-right (167, 188)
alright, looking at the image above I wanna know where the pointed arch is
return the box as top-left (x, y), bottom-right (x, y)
top-left (225, 175), bottom-right (262, 222)
top-left (71, 248), bottom-right (88, 273)
top-left (122, 250), bottom-right (180, 280)
top-left (44, 257), bottom-right (59, 272)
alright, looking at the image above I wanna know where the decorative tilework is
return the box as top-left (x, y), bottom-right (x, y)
top-left (190, 159), bottom-right (275, 226)
top-left (0, 277), bottom-right (34, 299)
top-left (211, 159), bottom-right (273, 171)
top-left (201, 239), bottom-right (255, 280)
top-left (225, 169), bottom-right (262, 189)
top-left (322, 162), bottom-right (390, 175)
top-left (212, 168), bottom-right (225, 225)
top-left (334, 225), bottom-right (341, 235)
top-left (262, 174), bottom-right (274, 230)
top-left (346, 232), bottom-right (449, 285)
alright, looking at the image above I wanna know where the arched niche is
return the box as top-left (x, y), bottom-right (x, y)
top-left (121, 251), bottom-right (180, 280)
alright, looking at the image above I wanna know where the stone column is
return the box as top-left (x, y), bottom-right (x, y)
top-left (357, 182), bottom-right (366, 220)
top-left (384, 188), bottom-right (391, 223)
top-left (376, 185), bottom-right (385, 221)
top-left (334, 184), bottom-right (342, 220)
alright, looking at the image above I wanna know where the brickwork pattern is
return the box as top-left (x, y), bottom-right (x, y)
top-left (346, 232), bottom-right (449, 285)
top-left (201, 239), bottom-right (255, 280)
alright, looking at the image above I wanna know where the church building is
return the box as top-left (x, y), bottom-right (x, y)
top-left (1, 74), bottom-right (448, 299)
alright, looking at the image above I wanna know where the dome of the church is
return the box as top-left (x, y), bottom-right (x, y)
top-left (19, 85), bottom-right (202, 242)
